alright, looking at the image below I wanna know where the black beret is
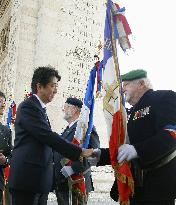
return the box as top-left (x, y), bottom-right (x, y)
top-left (65, 97), bottom-right (83, 108)
top-left (121, 69), bottom-right (147, 82)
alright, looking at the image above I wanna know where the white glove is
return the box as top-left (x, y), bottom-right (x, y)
top-left (117, 144), bottom-right (138, 163)
top-left (87, 148), bottom-right (101, 166)
top-left (61, 166), bottom-right (74, 178)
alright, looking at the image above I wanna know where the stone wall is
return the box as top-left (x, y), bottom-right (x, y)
top-left (0, 2), bottom-right (113, 203)
top-left (0, 0), bottom-right (13, 102)
top-left (32, 0), bottom-right (107, 134)
top-left (0, 0), bottom-right (108, 146)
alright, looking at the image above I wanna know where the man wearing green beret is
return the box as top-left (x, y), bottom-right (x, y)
top-left (118, 69), bottom-right (176, 205)
top-left (89, 69), bottom-right (176, 205)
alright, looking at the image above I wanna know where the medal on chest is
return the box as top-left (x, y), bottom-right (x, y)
top-left (133, 106), bottom-right (151, 120)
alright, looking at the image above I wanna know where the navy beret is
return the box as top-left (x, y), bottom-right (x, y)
top-left (66, 97), bottom-right (83, 108)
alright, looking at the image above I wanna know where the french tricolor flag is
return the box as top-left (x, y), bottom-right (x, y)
top-left (103, 1), bottom-right (133, 204)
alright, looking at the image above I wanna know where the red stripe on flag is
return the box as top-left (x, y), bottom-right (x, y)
top-left (109, 110), bottom-right (134, 204)
top-left (109, 110), bottom-right (125, 167)
top-left (116, 161), bottom-right (134, 203)
top-left (72, 137), bottom-right (80, 145)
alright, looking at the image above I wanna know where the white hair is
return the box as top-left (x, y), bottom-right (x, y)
top-left (142, 77), bottom-right (153, 89)
top-left (134, 77), bottom-right (153, 89)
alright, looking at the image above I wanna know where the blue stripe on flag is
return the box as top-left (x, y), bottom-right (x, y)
top-left (104, 0), bottom-right (126, 107)
top-left (104, 0), bottom-right (118, 66)
top-left (6, 107), bottom-right (12, 128)
top-left (82, 67), bottom-right (96, 148)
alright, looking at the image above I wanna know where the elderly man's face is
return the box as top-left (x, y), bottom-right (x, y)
top-left (62, 103), bottom-right (76, 121)
top-left (0, 97), bottom-right (6, 116)
top-left (122, 80), bottom-right (140, 105)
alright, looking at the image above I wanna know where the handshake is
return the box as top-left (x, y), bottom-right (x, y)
top-left (61, 144), bottom-right (138, 177)
top-left (87, 144), bottom-right (138, 166)
top-left (87, 148), bottom-right (102, 166)
top-left (61, 148), bottom-right (101, 177)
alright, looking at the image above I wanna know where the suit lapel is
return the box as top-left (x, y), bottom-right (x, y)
top-left (62, 122), bottom-right (77, 141)
top-left (29, 95), bottom-right (51, 127)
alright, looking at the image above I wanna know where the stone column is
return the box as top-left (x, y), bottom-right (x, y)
top-left (12, 0), bottom-right (39, 104)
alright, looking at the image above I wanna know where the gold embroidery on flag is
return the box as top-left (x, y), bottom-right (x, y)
top-left (103, 80), bottom-right (119, 115)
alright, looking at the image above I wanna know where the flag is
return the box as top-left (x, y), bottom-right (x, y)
top-left (74, 66), bottom-right (96, 148)
top-left (6, 107), bottom-right (12, 129)
top-left (62, 63), bottom-right (98, 204)
top-left (112, 3), bottom-right (132, 51)
top-left (103, 1), bottom-right (134, 204)
top-left (6, 101), bottom-right (16, 129)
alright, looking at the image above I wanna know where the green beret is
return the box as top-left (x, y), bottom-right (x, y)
top-left (121, 69), bottom-right (147, 81)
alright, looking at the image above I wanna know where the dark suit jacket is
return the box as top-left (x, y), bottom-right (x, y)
top-left (99, 90), bottom-right (176, 202)
top-left (0, 122), bottom-right (12, 191)
top-left (8, 95), bottom-right (82, 193)
top-left (54, 122), bottom-right (100, 192)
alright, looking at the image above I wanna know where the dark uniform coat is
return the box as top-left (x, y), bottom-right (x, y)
top-left (54, 122), bottom-right (100, 193)
top-left (129, 89), bottom-right (176, 202)
top-left (8, 95), bottom-right (82, 194)
top-left (99, 89), bottom-right (176, 202)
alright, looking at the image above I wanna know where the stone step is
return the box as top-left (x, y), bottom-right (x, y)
top-left (47, 192), bottom-right (118, 205)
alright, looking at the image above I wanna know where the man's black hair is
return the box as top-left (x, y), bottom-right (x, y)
top-left (0, 91), bottom-right (6, 101)
top-left (31, 66), bottom-right (61, 94)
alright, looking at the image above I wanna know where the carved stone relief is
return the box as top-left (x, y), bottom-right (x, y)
top-left (0, 0), bottom-right (20, 104)
top-left (0, 18), bottom-right (10, 62)
top-left (0, 0), bottom-right (11, 18)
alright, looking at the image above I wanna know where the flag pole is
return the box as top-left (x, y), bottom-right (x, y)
top-left (110, 6), bottom-right (123, 106)
top-left (109, 1), bottom-right (124, 147)
top-left (68, 177), bottom-right (73, 205)
top-left (2, 186), bottom-right (6, 205)
top-left (103, 1), bottom-right (134, 204)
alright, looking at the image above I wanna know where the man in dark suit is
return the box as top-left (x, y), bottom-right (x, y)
top-left (0, 91), bottom-right (12, 205)
top-left (8, 66), bottom-right (93, 205)
top-left (53, 97), bottom-right (100, 205)
top-left (90, 69), bottom-right (176, 205)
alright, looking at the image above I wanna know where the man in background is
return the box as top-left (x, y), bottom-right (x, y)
top-left (0, 91), bottom-right (12, 205)
top-left (54, 97), bottom-right (100, 205)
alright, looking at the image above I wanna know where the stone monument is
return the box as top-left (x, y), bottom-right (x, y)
top-left (0, 1), bottom-right (116, 203)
